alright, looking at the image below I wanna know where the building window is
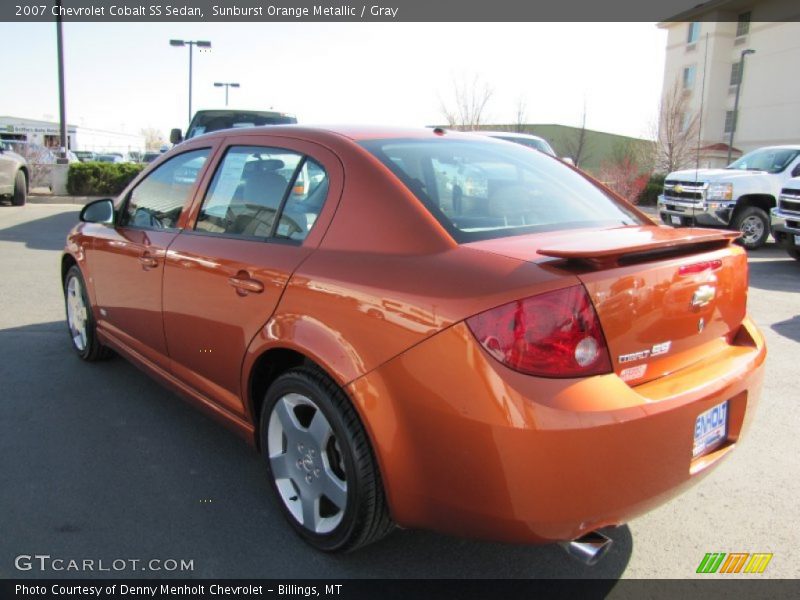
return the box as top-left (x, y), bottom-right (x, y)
top-left (730, 62), bottom-right (742, 86)
top-left (683, 65), bottom-right (697, 90)
top-left (687, 22), bottom-right (701, 43)
top-left (724, 110), bottom-right (736, 134)
top-left (736, 12), bottom-right (751, 37)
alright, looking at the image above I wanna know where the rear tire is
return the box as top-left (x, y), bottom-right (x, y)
top-left (12, 170), bottom-right (27, 206)
top-left (63, 265), bottom-right (112, 361)
top-left (733, 206), bottom-right (770, 250)
top-left (260, 366), bottom-right (393, 552)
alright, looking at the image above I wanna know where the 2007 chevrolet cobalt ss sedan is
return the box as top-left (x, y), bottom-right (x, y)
top-left (62, 126), bottom-right (765, 561)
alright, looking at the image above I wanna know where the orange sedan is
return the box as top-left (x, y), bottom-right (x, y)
top-left (62, 126), bottom-right (765, 562)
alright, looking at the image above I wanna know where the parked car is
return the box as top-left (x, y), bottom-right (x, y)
top-left (658, 145), bottom-right (800, 249)
top-left (62, 126), bottom-right (766, 561)
top-left (94, 154), bottom-right (125, 164)
top-left (1, 140), bottom-right (79, 164)
top-left (170, 109), bottom-right (298, 144)
top-left (141, 152), bottom-right (163, 163)
top-left (770, 177), bottom-right (800, 260)
top-left (472, 130), bottom-right (558, 157)
top-left (74, 151), bottom-right (97, 162)
top-left (0, 141), bottom-right (29, 205)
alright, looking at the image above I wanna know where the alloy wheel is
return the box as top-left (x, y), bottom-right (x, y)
top-left (739, 215), bottom-right (765, 246)
top-left (267, 393), bottom-right (348, 534)
top-left (66, 275), bottom-right (88, 351)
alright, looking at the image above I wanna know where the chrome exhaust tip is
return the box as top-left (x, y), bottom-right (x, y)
top-left (559, 531), bottom-right (613, 566)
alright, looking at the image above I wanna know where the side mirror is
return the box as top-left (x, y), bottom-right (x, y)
top-left (561, 157), bottom-right (575, 166)
top-left (80, 198), bottom-right (115, 225)
top-left (169, 128), bottom-right (184, 144)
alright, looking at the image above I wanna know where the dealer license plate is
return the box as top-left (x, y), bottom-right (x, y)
top-left (671, 215), bottom-right (682, 225)
top-left (693, 401), bottom-right (728, 458)
top-left (794, 234), bottom-right (800, 246)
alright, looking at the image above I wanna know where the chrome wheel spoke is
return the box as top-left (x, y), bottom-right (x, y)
top-left (274, 397), bottom-right (302, 434)
top-left (307, 409), bottom-right (332, 446)
top-left (270, 452), bottom-right (292, 480)
top-left (301, 493), bottom-right (320, 531)
top-left (66, 276), bottom-right (88, 351)
top-left (321, 469), bottom-right (347, 510)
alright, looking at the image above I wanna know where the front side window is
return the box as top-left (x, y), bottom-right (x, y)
top-left (120, 149), bottom-right (210, 230)
top-left (361, 138), bottom-right (644, 243)
top-left (195, 146), bottom-right (328, 241)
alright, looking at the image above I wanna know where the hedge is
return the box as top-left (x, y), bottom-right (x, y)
top-left (67, 162), bottom-right (146, 196)
top-left (637, 173), bottom-right (666, 206)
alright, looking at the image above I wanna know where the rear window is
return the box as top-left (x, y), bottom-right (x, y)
top-left (360, 138), bottom-right (644, 243)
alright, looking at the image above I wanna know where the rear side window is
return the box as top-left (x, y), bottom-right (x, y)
top-left (195, 145), bottom-right (328, 241)
top-left (361, 138), bottom-right (644, 243)
top-left (121, 149), bottom-right (210, 230)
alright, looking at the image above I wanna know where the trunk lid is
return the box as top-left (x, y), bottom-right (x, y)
top-left (467, 226), bottom-right (749, 384)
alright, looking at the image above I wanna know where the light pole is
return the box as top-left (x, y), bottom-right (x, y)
top-left (727, 48), bottom-right (755, 165)
top-left (214, 82), bottom-right (240, 106)
top-left (170, 39), bottom-right (212, 123)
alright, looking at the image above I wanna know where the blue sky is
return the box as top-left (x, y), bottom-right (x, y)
top-left (1, 22), bottom-right (667, 139)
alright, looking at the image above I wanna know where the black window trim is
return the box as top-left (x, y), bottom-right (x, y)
top-left (117, 147), bottom-right (213, 232)
top-left (190, 144), bottom-right (322, 244)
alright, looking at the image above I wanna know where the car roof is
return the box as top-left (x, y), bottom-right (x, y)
top-left (188, 124), bottom-right (509, 143)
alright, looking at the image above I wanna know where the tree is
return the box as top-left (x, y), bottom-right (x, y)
top-left (597, 139), bottom-right (650, 203)
top-left (140, 127), bottom-right (165, 152)
top-left (652, 80), bottom-right (700, 174)
top-left (513, 96), bottom-right (527, 133)
top-left (563, 101), bottom-right (590, 168)
top-left (439, 75), bottom-right (494, 131)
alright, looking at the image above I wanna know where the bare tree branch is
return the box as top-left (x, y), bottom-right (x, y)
top-left (651, 80), bottom-right (700, 173)
top-left (563, 101), bottom-right (590, 167)
top-left (439, 75), bottom-right (494, 131)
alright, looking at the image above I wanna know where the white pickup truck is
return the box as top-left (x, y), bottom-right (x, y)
top-left (658, 146), bottom-right (800, 249)
top-left (771, 177), bottom-right (800, 260)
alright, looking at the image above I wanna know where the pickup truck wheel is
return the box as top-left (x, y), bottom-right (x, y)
top-left (12, 170), bottom-right (27, 206)
top-left (260, 367), bottom-right (393, 552)
top-left (733, 206), bottom-right (770, 250)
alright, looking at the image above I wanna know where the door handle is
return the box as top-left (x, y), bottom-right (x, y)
top-left (228, 275), bottom-right (264, 295)
top-left (138, 254), bottom-right (158, 269)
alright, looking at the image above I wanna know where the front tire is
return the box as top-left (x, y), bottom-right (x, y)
top-left (63, 265), bottom-right (112, 361)
top-left (260, 367), bottom-right (393, 552)
top-left (733, 206), bottom-right (770, 249)
top-left (12, 170), bottom-right (27, 206)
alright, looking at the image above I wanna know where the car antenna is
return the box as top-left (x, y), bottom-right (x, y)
top-left (693, 32), bottom-right (710, 225)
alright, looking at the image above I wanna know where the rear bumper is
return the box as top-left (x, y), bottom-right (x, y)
top-left (348, 318), bottom-right (766, 543)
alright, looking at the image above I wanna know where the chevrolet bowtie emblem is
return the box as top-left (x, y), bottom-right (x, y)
top-left (674, 184), bottom-right (684, 194)
top-left (691, 285), bottom-right (716, 309)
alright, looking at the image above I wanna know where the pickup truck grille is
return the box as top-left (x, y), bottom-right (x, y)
top-left (663, 180), bottom-right (706, 201)
top-left (779, 188), bottom-right (800, 216)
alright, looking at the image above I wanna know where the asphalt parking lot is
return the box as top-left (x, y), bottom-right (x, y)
top-left (1, 204), bottom-right (798, 580)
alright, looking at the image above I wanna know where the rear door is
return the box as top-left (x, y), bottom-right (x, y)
top-left (162, 136), bottom-right (343, 416)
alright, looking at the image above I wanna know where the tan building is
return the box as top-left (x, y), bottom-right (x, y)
top-left (658, 0), bottom-right (800, 167)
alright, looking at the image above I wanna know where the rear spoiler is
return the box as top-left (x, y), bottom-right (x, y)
top-left (539, 227), bottom-right (739, 268)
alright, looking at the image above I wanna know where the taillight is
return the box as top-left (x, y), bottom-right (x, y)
top-left (466, 285), bottom-right (612, 378)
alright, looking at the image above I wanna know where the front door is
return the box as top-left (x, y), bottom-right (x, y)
top-left (90, 148), bottom-right (213, 368)
top-left (163, 139), bottom-right (340, 416)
